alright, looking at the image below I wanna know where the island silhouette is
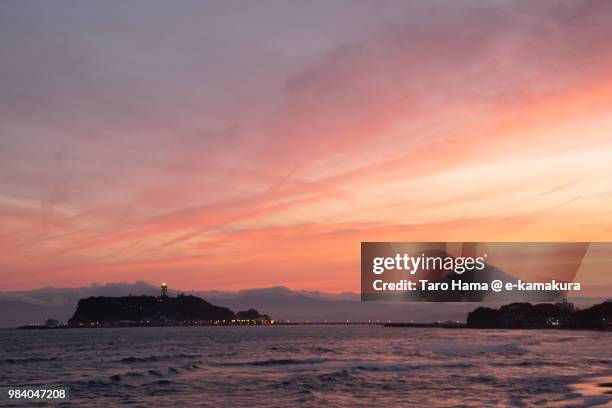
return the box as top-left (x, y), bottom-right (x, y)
top-left (65, 283), bottom-right (273, 327)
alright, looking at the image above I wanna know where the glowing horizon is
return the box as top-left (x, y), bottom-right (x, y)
top-left (1, 1), bottom-right (612, 292)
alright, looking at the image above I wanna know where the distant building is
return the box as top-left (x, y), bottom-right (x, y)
top-left (161, 282), bottom-right (168, 298)
top-left (45, 319), bottom-right (59, 327)
top-left (555, 296), bottom-right (575, 312)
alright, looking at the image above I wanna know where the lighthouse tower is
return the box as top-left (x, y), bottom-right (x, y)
top-left (160, 282), bottom-right (168, 298)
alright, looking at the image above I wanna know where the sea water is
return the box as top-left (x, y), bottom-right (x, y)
top-left (1, 326), bottom-right (611, 407)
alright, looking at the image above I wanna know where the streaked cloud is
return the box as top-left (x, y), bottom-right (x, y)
top-left (1, 0), bottom-right (612, 291)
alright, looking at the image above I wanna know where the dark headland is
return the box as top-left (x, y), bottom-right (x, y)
top-left (466, 301), bottom-right (612, 330)
top-left (383, 300), bottom-right (612, 330)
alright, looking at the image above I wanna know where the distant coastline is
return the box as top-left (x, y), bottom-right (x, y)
top-left (15, 283), bottom-right (611, 331)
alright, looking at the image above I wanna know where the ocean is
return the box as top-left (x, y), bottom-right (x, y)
top-left (1, 326), bottom-right (611, 407)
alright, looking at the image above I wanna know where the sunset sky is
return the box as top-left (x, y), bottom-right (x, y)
top-left (1, 0), bottom-right (612, 292)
